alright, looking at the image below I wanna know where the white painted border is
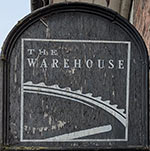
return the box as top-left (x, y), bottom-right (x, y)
top-left (21, 139), bottom-right (128, 142)
top-left (125, 42), bottom-right (131, 140)
top-left (21, 38), bottom-right (131, 142)
top-left (22, 38), bottom-right (130, 44)
top-left (20, 39), bottom-right (25, 142)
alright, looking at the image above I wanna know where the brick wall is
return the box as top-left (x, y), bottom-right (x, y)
top-left (133, 0), bottom-right (150, 54)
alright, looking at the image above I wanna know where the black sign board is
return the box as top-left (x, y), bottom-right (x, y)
top-left (2, 3), bottom-right (149, 150)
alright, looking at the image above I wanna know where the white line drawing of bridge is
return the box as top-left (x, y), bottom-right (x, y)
top-left (21, 81), bottom-right (127, 142)
top-left (24, 81), bottom-right (127, 127)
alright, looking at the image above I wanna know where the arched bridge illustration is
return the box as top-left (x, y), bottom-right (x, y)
top-left (23, 81), bottom-right (127, 128)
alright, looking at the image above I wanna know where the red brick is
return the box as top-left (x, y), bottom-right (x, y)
top-left (134, 0), bottom-right (150, 54)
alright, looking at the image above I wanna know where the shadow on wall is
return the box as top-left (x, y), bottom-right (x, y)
top-left (31, 0), bottom-right (132, 19)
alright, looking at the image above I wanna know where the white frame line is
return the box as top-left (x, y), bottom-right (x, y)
top-left (22, 38), bottom-right (130, 44)
top-left (125, 42), bottom-right (131, 140)
top-left (21, 139), bottom-right (128, 142)
top-left (20, 39), bottom-right (24, 141)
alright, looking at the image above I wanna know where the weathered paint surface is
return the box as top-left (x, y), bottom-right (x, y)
top-left (1, 3), bottom-right (149, 150)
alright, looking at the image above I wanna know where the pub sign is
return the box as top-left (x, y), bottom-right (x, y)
top-left (2, 3), bottom-right (149, 150)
